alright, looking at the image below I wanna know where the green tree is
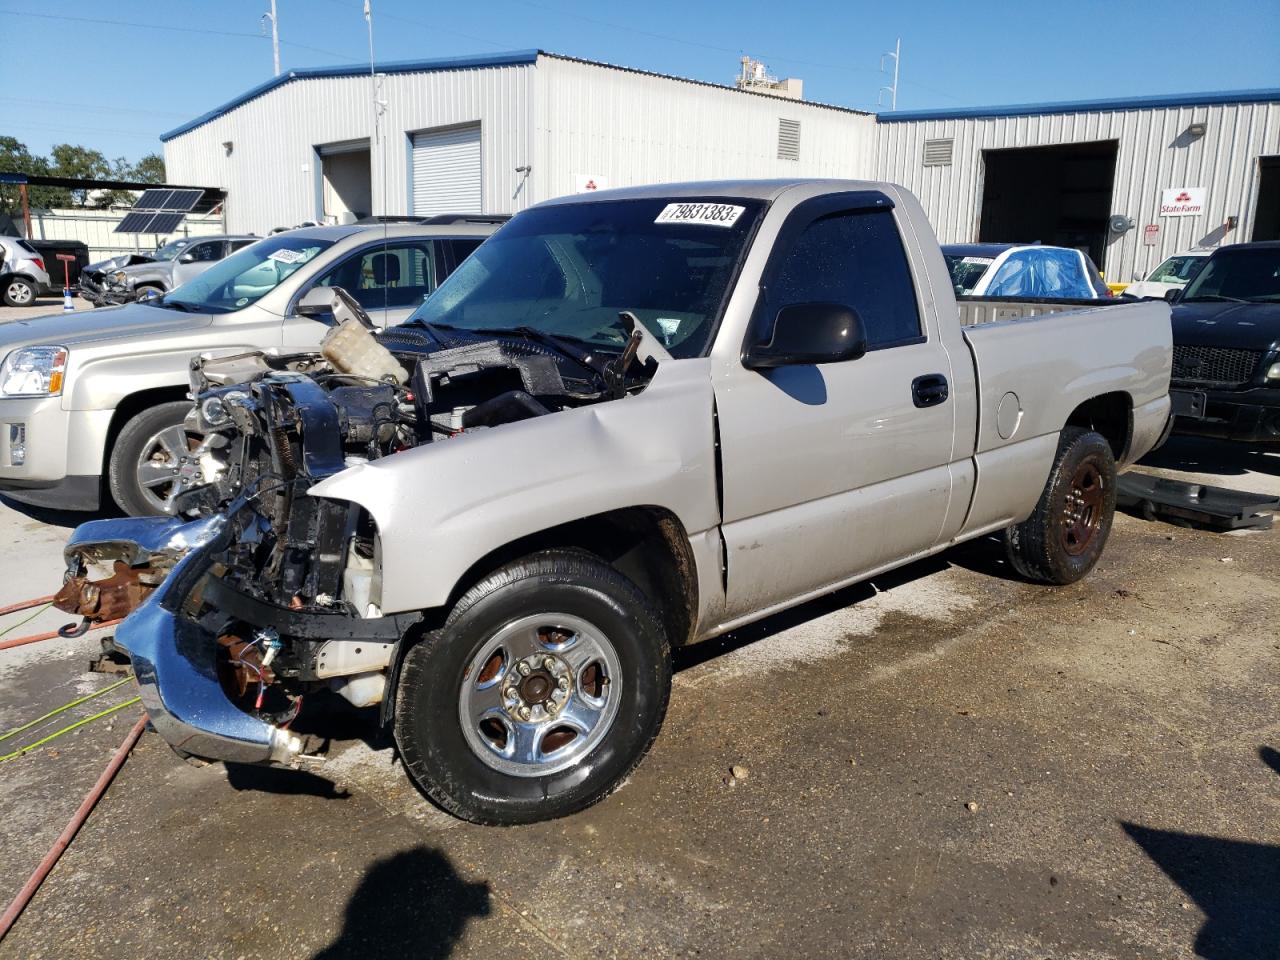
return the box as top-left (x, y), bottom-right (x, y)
top-left (48, 143), bottom-right (111, 206)
top-left (0, 136), bottom-right (59, 214)
top-left (132, 154), bottom-right (166, 183)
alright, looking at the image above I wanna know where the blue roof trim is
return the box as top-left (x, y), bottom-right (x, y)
top-left (160, 50), bottom-right (541, 142)
top-left (878, 88), bottom-right (1280, 122)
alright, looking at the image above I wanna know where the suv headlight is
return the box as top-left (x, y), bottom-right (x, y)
top-left (112, 271), bottom-right (128, 283)
top-left (1267, 361), bottom-right (1280, 382)
top-left (0, 346), bottom-right (69, 397)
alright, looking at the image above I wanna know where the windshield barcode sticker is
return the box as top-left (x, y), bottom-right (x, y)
top-left (655, 203), bottom-right (745, 227)
top-left (268, 248), bottom-right (306, 264)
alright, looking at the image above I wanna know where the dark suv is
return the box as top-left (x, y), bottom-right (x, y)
top-left (1168, 241), bottom-right (1280, 445)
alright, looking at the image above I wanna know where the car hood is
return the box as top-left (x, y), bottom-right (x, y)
top-left (0, 302), bottom-right (215, 352)
top-left (1170, 301), bottom-right (1280, 350)
top-left (85, 253), bottom-right (155, 273)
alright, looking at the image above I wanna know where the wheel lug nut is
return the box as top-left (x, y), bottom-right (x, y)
top-left (558, 678), bottom-right (569, 690)
top-left (518, 706), bottom-right (531, 720)
top-left (518, 662), bottom-right (531, 676)
top-left (543, 657), bottom-right (556, 670)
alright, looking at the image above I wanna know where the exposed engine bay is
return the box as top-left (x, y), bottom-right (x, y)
top-left (56, 288), bottom-right (663, 727)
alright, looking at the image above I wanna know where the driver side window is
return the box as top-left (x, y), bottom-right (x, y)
top-left (768, 208), bottom-right (922, 350)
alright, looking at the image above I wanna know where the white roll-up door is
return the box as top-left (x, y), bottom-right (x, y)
top-left (411, 124), bottom-right (482, 218)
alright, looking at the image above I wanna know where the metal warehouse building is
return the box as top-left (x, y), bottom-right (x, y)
top-left (162, 50), bottom-right (1279, 283)
top-left (160, 50), bottom-right (874, 234)
top-left (876, 90), bottom-right (1280, 284)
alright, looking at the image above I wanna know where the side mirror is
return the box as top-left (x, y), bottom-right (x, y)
top-left (296, 285), bottom-right (376, 329)
top-left (297, 286), bottom-right (337, 318)
top-left (177, 252), bottom-right (196, 264)
top-left (1163, 288), bottom-right (1182, 304)
top-left (743, 302), bottom-right (868, 370)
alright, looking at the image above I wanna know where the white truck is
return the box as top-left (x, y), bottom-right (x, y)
top-left (57, 180), bottom-right (1172, 824)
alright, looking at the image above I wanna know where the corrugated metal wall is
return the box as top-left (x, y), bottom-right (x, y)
top-left (875, 101), bottom-right (1280, 282)
top-left (532, 56), bottom-right (876, 199)
top-left (164, 63), bottom-right (535, 234)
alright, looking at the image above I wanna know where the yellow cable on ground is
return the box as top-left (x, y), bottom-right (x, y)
top-left (0, 697), bottom-right (141, 763)
top-left (0, 676), bottom-right (135, 743)
top-left (0, 602), bottom-right (52, 640)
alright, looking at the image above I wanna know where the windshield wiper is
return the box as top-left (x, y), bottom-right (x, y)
top-left (1184, 294), bottom-right (1248, 303)
top-left (403, 317), bottom-right (460, 343)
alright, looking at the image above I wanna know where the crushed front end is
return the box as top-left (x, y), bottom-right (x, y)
top-left (60, 307), bottom-right (651, 766)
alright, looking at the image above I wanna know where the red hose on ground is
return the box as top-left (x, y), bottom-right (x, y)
top-left (0, 619), bottom-right (122, 653)
top-left (0, 713), bottom-right (147, 942)
top-left (0, 595), bottom-right (56, 617)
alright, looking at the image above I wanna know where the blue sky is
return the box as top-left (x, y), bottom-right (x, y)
top-left (3, 0), bottom-right (1278, 162)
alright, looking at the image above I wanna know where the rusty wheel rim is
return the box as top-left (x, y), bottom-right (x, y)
top-left (1062, 460), bottom-right (1105, 556)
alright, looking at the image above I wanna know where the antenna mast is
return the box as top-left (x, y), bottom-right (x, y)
top-left (879, 38), bottom-right (900, 111)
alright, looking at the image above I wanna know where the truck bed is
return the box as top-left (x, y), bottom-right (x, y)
top-left (957, 295), bottom-right (1120, 326)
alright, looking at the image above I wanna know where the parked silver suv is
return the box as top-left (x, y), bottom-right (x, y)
top-left (0, 222), bottom-right (494, 514)
top-left (80, 234), bottom-right (260, 307)
top-left (0, 236), bottom-right (52, 307)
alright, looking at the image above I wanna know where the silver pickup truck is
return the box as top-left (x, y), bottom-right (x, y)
top-left (57, 180), bottom-right (1172, 824)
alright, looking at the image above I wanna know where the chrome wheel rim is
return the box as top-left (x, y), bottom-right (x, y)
top-left (134, 423), bottom-right (221, 514)
top-left (6, 281), bottom-right (32, 304)
top-left (458, 612), bottom-right (622, 778)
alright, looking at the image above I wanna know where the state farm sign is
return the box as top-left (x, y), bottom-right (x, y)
top-left (1160, 187), bottom-right (1207, 217)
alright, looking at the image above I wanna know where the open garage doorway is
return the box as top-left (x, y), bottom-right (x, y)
top-left (318, 139), bottom-right (372, 224)
top-left (1252, 156), bottom-right (1280, 241)
top-left (979, 140), bottom-right (1118, 271)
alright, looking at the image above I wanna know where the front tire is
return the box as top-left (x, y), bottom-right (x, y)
top-left (3, 277), bottom-right (36, 307)
top-left (395, 550), bottom-right (671, 825)
top-left (1005, 427), bottom-right (1118, 585)
top-left (108, 401), bottom-right (204, 517)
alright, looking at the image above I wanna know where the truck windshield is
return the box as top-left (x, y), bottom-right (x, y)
top-left (152, 239), bottom-right (191, 261)
top-left (164, 234), bottom-right (335, 314)
top-left (943, 255), bottom-right (993, 295)
top-left (405, 198), bottom-right (764, 358)
top-left (1181, 247), bottom-right (1280, 303)
top-left (1148, 254), bottom-right (1204, 284)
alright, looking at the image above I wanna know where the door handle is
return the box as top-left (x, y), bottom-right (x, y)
top-left (911, 373), bottom-right (949, 408)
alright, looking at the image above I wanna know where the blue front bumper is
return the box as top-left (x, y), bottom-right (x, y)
top-left (70, 515), bottom-right (303, 765)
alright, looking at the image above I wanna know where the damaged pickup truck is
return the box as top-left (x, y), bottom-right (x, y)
top-left (57, 180), bottom-right (1172, 824)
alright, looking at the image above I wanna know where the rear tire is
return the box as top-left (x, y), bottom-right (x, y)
top-left (1005, 427), bottom-right (1117, 585)
top-left (3, 277), bottom-right (36, 307)
top-left (395, 549), bottom-right (671, 825)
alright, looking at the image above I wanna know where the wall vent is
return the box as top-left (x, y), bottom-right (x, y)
top-left (777, 119), bottom-right (801, 161)
top-left (923, 137), bottom-right (954, 166)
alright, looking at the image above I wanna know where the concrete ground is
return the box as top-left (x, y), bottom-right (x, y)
top-left (0, 294), bottom-right (96, 323)
top-left (0, 438), bottom-right (1276, 960)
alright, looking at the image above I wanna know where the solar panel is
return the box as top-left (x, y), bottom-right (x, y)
top-left (114, 211), bottom-right (158, 233)
top-left (166, 189), bottom-right (202, 212)
top-left (145, 212), bottom-right (184, 235)
top-left (132, 188), bottom-right (173, 210)
top-left (114, 187), bottom-right (206, 233)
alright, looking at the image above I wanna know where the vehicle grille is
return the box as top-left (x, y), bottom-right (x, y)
top-left (1171, 344), bottom-right (1264, 386)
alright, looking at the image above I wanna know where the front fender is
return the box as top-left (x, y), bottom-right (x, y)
top-left (308, 358), bottom-right (720, 614)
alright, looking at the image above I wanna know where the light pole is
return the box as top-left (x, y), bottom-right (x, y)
top-left (262, 0), bottom-right (281, 76)
top-left (879, 38), bottom-right (900, 111)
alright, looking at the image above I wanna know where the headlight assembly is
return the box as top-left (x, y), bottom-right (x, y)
top-left (1267, 361), bottom-right (1280, 382)
top-left (0, 346), bottom-right (69, 397)
top-left (112, 271), bottom-right (128, 284)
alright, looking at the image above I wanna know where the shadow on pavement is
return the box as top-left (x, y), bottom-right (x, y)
top-left (313, 846), bottom-right (491, 960)
top-left (1260, 745), bottom-right (1280, 776)
top-left (674, 552), bottom-right (959, 672)
top-left (1121, 822), bottom-right (1280, 960)
top-left (224, 762), bottom-right (351, 800)
top-left (1140, 436), bottom-right (1280, 479)
top-left (0, 493), bottom-right (119, 530)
